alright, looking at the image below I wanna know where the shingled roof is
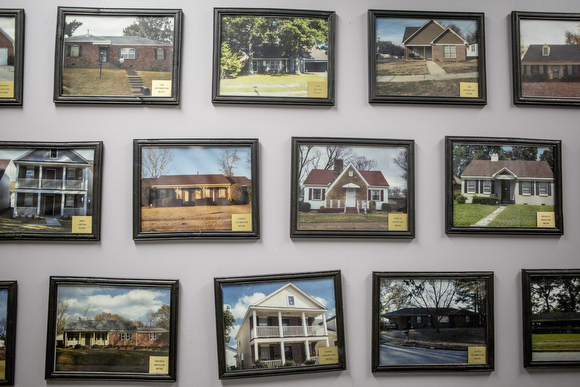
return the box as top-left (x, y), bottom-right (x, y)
top-left (14, 149), bottom-right (91, 165)
top-left (63, 320), bottom-right (136, 332)
top-left (65, 35), bottom-right (172, 46)
top-left (303, 168), bottom-right (389, 187)
top-left (461, 160), bottom-right (554, 179)
top-left (142, 174), bottom-right (251, 187)
top-left (522, 44), bottom-right (580, 63)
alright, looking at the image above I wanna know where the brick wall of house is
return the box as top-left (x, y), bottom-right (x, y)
top-left (432, 44), bottom-right (466, 61)
top-left (326, 165), bottom-right (369, 205)
top-left (0, 33), bottom-right (14, 57)
top-left (64, 43), bottom-right (172, 72)
top-left (136, 332), bottom-right (169, 347)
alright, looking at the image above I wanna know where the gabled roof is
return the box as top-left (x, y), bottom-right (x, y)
top-left (432, 28), bottom-right (467, 45)
top-left (0, 26), bottom-right (14, 45)
top-left (14, 149), bottom-right (91, 165)
top-left (64, 320), bottom-right (137, 332)
top-left (251, 283), bottom-right (327, 310)
top-left (522, 44), bottom-right (580, 63)
top-left (402, 20), bottom-right (445, 46)
top-left (381, 307), bottom-right (476, 317)
top-left (303, 164), bottom-right (389, 188)
top-left (532, 312), bottom-right (580, 322)
top-left (461, 160), bottom-right (554, 179)
top-left (142, 174), bottom-right (250, 187)
top-left (0, 160), bottom-right (10, 180)
top-left (65, 35), bottom-right (172, 46)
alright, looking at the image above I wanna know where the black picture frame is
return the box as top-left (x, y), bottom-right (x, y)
top-left (512, 11), bottom-right (580, 106)
top-left (445, 136), bottom-right (563, 236)
top-left (368, 10), bottom-right (487, 105)
top-left (133, 138), bottom-right (260, 240)
top-left (522, 269), bottom-right (580, 368)
top-left (53, 7), bottom-right (182, 105)
top-left (0, 9), bottom-right (24, 106)
top-left (290, 137), bottom-right (415, 239)
top-left (0, 141), bottom-right (103, 241)
top-left (372, 271), bottom-right (494, 372)
top-left (45, 276), bottom-right (179, 381)
top-left (0, 281), bottom-right (17, 386)
top-left (212, 8), bottom-right (336, 106)
top-left (214, 270), bottom-right (346, 379)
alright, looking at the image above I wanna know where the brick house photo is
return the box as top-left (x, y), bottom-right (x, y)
top-left (402, 19), bottom-right (467, 62)
top-left (63, 320), bottom-right (169, 348)
top-left (0, 25), bottom-right (14, 66)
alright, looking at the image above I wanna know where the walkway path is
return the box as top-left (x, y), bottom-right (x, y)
top-left (425, 61), bottom-right (446, 75)
top-left (472, 206), bottom-right (506, 226)
top-left (125, 69), bottom-right (146, 96)
top-left (377, 60), bottom-right (477, 83)
top-left (44, 217), bottom-right (62, 226)
top-left (0, 65), bottom-right (14, 81)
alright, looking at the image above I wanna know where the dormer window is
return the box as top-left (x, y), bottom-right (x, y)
top-left (348, 170), bottom-right (353, 177)
top-left (50, 149), bottom-right (58, 159)
top-left (288, 295), bottom-right (295, 306)
top-left (542, 44), bottom-right (550, 56)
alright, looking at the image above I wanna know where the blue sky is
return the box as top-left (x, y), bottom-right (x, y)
top-left (0, 289), bottom-right (7, 319)
top-left (146, 146), bottom-right (252, 178)
top-left (222, 278), bottom-right (336, 347)
top-left (58, 285), bottom-right (171, 322)
top-left (299, 145), bottom-right (407, 190)
top-left (376, 18), bottom-right (478, 45)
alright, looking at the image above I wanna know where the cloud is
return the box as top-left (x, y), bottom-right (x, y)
top-left (314, 296), bottom-right (328, 307)
top-left (230, 292), bottom-right (266, 320)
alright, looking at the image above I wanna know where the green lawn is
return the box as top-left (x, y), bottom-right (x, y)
top-left (453, 204), bottom-right (499, 226)
top-left (299, 212), bottom-right (389, 223)
top-left (0, 360), bottom-right (4, 379)
top-left (0, 216), bottom-right (73, 234)
top-left (532, 333), bottom-right (580, 351)
top-left (220, 73), bottom-right (327, 95)
top-left (62, 68), bottom-right (132, 95)
top-left (376, 78), bottom-right (478, 97)
top-left (489, 205), bottom-right (555, 227)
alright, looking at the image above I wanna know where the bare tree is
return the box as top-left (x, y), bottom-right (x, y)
top-left (402, 279), bottom-right (459, 332)
top-left (56, 299), bottom-right (72, 335)
top-left (0, 317), bottom-right (6, 341)
top-left (142, 148), bottom-right (174, 178)
top-left (393, 149), bottom-right (408, 180)
top-left (320, 146), bottom-right (355, 170)
top-left (297, 145), bottom-right (321, 183)
top-left (217, 149), bottom-right (240, 177)
top-left (351, 156), bottom-right (377, 171)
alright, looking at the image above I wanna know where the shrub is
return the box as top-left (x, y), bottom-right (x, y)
top-left (304, 359), bottom-right (317, 365)
top-left (368, 200), bottom-right (376, 212)
top-left (92, 344), bottom-right (100, 349)
top-left (455, 195), bottom-right (467, 204)
top-left (252, 360), bottom-right (269, 368)
top-left (284, 360), bottom-right (296, 367)
top-left (471, 196), bottom-right (500, 205)
top-left (74, 344), bottom-right (82, 349)
top-left (318, 206), bottom-right (325, 212)
top-left (299, 202), bottom-right (311, 212)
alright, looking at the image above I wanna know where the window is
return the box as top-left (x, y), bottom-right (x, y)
top-left (50, 149), bottom-right (58, 159)
top-left (525, 65), bottom-right (531, 75)
top-left (543, 46), bottom-right (550, 56)
top-left (260, 346), bottom-right (270, 360)
top-left (539, 65), bottom-right (544, 75)
top-left (522, 181), bottom-right (531, 195)
top-left (438, 316), bottom-right (449, 323)
top-left (288, 295), bottom-right (295, 306)
top-left (483, 180), bottom-right (491, 194)
top-left (119, 332), bottom-right (132, 341)
top-left (219, 188), bottom-right (227, 198)
top-left (67, 169), bottom-right (76, 180)
top-left (65, 195), bottom-right (74, 208)
top-left (156, 48), bottom-right (165, 60)
top-left (348, 170), bottom-right (353, 177)
top-left (311, 188), bottom-right (322, 200)
top-left (66, 332), bottom-right (79, 340)
top-left (120, 48), bottom-right (136, 59)
top-left (465, 316), bottom-right (470, 323)
top-left (25, 167), bottom-right (34, 179)
top-left (416, 316), bottom-right (422, 323)
top-left (443, 45), bottom-right (456, 59)
top-left (467, 180), bottom-right (476, 193)
top-left (568, 65), bottom-right (573, 75)
top-left (539, 182), bottom-right (548, 195)
top-left (23, 193), bottom-right (33, 207)
top-left (70, 45), bottom-right (80, 57)
top-left (370, 189), bottom-right (381, 201)
top-left (148, 333), bottom-right (158, 340)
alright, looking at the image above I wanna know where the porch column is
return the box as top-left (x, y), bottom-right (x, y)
top-left (252, 310), bottom-right (257, 340)
top-left (38, 165), bottom-right (42, 188)
top-left (60, 194), bottom-right (65, 216)
top-left (280, 341), bottom-right (285, 365)
top-left (305, 339), bottom-right (311, 361)
top-left (278, 311), bottom-right (283, 337)
top-left (83, 193), bottom-right (87, 215)
top-left (36, 193), bottom-right (41, 215)
top-left (322, 313), bottom-right (328, 335)
top-left (302, 312), bottom-right (308, 337)
top-left (254, 341), bottom-right (258, 362)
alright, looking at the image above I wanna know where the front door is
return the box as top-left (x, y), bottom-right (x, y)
top-left (425, 46), bottom-right (432, 60)
top-left (85, 333), bottom-right (91, 346)
top-left (501, 181), bottom-right (510, 203)
top-left (346, 189), bottom-right (356, 207)
top-left (45, 195), bottom-right (55, 216)
top-left (99, 47), bottom-right (109, 63)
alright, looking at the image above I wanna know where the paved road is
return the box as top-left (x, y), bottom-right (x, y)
top-left (533, 352), bottom-right (580, 362)
top-left (380, 343), bottom-right (468, 365)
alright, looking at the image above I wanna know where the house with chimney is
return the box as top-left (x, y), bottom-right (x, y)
top-left (460, 154), bottom-right (555, 205)
top-left (63, 319), bottom-right (169, 348)
top-left (302, 160), bottom-right (389, 213)
top-left (521, 44), bottom-right (580, 81)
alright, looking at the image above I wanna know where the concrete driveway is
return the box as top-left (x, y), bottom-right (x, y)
top-left (0, 65), bottom-right (14, 81)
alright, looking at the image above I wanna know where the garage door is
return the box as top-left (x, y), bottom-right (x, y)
top-left (0, 48), bottom-right (7, 66)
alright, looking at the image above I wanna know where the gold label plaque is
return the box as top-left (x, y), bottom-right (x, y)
top-left (388, 214), bottom-right (408, 231)
top-left (308, 82), bottom-right (327, 98)
top-left (460, 82), bottom-right (478, 98)
top-left (152, 80), bottom-right (172, 97)
top-left (149, 356), bottom-right (169, 373)
top-left (232, 214), bottom-right (252, 231)
top-left (72, 216), bottom-right (92, 233)
top-left (318, 346), bottom-right (338, 364)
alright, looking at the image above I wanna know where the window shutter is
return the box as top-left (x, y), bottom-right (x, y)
top-left (536, 181), bottom-right (539, 195)
top-left (464, 181), bottom-right (467, 193)
top-left (548, 182), bottom-right (552, 196)
top-left (381, 190), bottom-right (384, 202)
top-left (322, 189), bottom-right (326, 200)
top-left (308, 189), bottom-right (312, 201)
top-left (530, 181), bottom-right (534, 196)
top-left (368, 190), bottom-right (371, 200)
top-left (163, 49), bottom-right (166, 60)
top-left (66, 45), bottom-right (71, 57)
top-left (519, 181), bottom-right (522, 195)
top-left (118, 48), bottom-right (121, 58)
top-left (479, 180), bottom-right (483, 194)
top-left (135, 48), bottom-right (139, 60)
top-left (475, 180), bottom-right (478, 194)
top-left (78, 45), bottom-right (82, 57)
top-left (491, 181), bottom-right (495, 194)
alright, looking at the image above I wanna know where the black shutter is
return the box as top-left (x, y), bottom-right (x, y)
top-left (531, 181), bottom-right (534, 196)
top-left (381, 190), bottom-right (384, 202)
top-left (368, 190), bottom-right (371, 200)
top-left (548, 182), bottom-right (552, 196)
top-left (78, 45), bottom-right (82, 57)
top-left (163, 48), bottom-right (166, 60)
top-left (480, 180), bottom-right (484, 194)
top-left (491, 181), bottom-right (495, 195)
top-left (464, 181), bottom-right (467, 193)
top-left (308, 189), bottom-right (312, 200)
top-left (536, 181), bottom-right (539, 195)
top-left (134, 48), bottom-right (139, 60)
top-left (322, 189), bottom-right (326, 200)
top-left (519, 181), bottom-right (522, 195)
top-left (66, 44), bottom-right (71, 57)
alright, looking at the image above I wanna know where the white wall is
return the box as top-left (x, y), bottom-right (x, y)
top-left (2, 0), bottom-right (580, 386)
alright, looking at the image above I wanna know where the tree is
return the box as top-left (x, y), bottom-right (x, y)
top-left (530, 279), bottom-right (557, 314)
top-left (65, 19), bottom-right (83, 37)
top-left (319, 146), bottom-right (354, 170)
top-left (401, 279), bottom-right (459, 332)
top-left (142, 148), bottom-right (174, 179)
top-left (539, 149), bottom-right (555, 171)
top-left (217, 149), bottom-right (240, 177)
top-left (376, 39), bottom-right (404, 57)
top-left (565, 29), bottom-right (580, 45)
top-left (56, 299), bottom-right (72, 335)
top-left (94, 312), bottom-right (126, 321)
top-left (123, 17), bottom-right (174, 44)
top-left (297, 145), bottom-right (321, 184)
top-left (393, 149), bottom-right (407, 180)
top-left (388, 186), bottom-right (406, 198)
top-left (351, 156), bottom-right (377, 171)
top-left (221, 16), bottom-right (270, 76)
top-left (464, 29), bottom-right (479, 45)
top-left (0, 317), bottom-right (6, 341)
top-left (220, 42), bottom-right (244, 78)
top-left (379, 279), bottom-right (406, 315)
top-left (503, 146), bottom-right (537, 161)
top-left (278, 18), bottom-right (328, 75)
top-left (153, 304), bottom-right (171, 330)
top-left (223, 305), bottom-right (236, 339)
top-left (555, 278), bottom-right (580, 313)
top-left (455, 279), bottom-right (487, 325)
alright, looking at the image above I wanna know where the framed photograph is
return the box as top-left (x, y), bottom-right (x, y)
top-left (54, 7), bottom-right (182, 105)
top-left (372, 271), bottom-right (494, 372)
top-left (512, 12), bottom-right (580, 106)
top-left (45, 276), bottom-right (179, 381)
top-left (290, 137), bottom-right (415, 238)
top-left (522, 269), bottom-right (580, 368)
top-left (0, 281), bottom-right (17, 386)
top-left (214, 270), bottom-right (345, 379)
top-left (0, 141), bottom-right (103, 241)
top-left (445, 136), bottom-right (563, 236)
top-left (133, 138), bottom-right (259, 240)
top-left (212, 8), bottom-right (336, 106)
top-left (368, 10), bottom-right (486, 105)
top-left (0, 9), bottom-right (24, 106)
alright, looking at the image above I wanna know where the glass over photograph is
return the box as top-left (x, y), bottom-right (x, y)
top-left (0, 15), bottom-right (16, 99)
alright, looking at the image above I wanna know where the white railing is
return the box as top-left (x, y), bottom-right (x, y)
top-left (15, 178), bottom-right (39, 188)
top-left (263, 360), bottom-right (283, 368)
top-left (252, 326), bottom-right (279, 339)
top-left (65, 180), bottom-right (85, 190)
top-left (306, 326), bottom-right (326, 336)
top-left (282, 326), bottom-right (304, 337)
top-left (63, 208), bottom-right (85, 217)
top-left (41, 179), bottom-right (63, 189)
top-left (14, 207), bottom-right (37, 216)
top-left (252, 325), bottom-right (326, 339)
